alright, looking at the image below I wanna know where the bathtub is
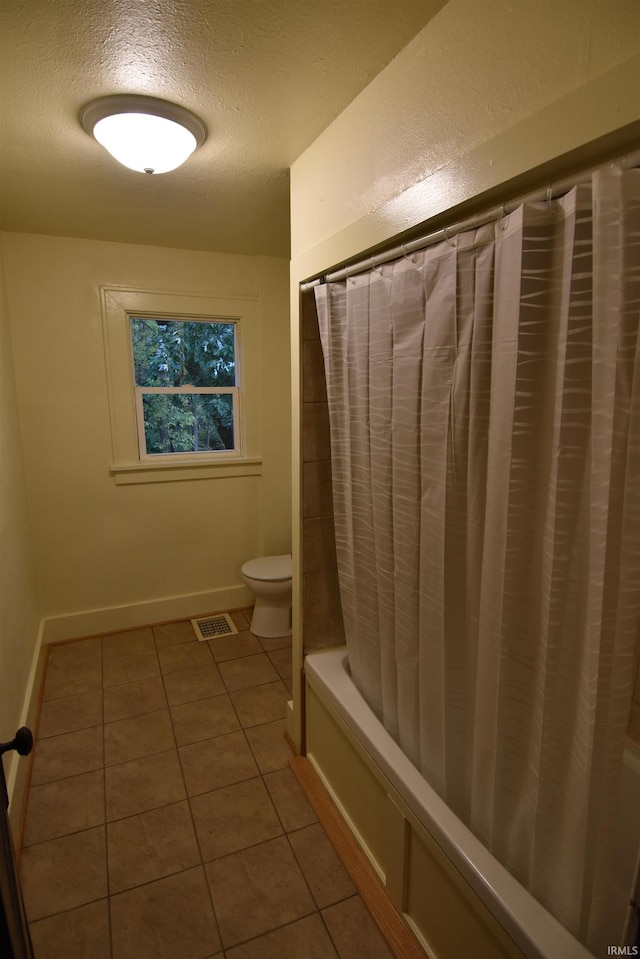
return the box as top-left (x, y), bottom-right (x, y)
top-left (304, 646), bottom-right (638, 959)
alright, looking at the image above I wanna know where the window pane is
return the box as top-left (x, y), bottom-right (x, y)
top-left (131, 318), bottom-right (236, 388)
top-left (141, 393), bottom-right (235, 454)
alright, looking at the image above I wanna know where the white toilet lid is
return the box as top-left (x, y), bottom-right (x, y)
top-left (242, 553), bottom-right (292, 581)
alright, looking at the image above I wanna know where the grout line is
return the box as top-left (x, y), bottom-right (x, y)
top-left (23, 611), bottom-right (303, 958)
top-left (291, 754), bottom-right (427, 959)
top-left (101, 634), bottom-right (113, 959)
top-left (149, 624), bottom-right (227, 944)
top-left (215, 908), bottom-right (321, 955)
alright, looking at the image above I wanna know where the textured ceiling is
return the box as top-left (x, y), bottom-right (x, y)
top-left (0, 0), bottom-right (447, 257)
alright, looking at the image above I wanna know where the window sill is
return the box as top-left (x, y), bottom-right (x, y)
top-left (110, 457), bottom-right (262, 486)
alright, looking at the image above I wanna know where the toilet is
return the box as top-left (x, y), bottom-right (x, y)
top-left (241, 553), bottom-right (292, 638)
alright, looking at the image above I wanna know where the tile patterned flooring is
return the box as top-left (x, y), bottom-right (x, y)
top-left (18, 609), bottom-right (394, 959)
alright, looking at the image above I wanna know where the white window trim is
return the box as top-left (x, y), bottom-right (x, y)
top-left (101, 287), bottom-right (262, 485)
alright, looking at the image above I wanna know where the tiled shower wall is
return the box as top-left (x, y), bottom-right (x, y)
top-left (301, 290), bottom-right (344, 653)
top-left (297, 290), bottom-right (640, 742)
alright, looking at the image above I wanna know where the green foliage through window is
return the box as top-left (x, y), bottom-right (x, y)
top-left (130, 317), bottom-right (238, 455)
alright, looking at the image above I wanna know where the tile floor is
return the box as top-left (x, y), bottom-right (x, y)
top-left (18, 609), bottom-right (394, 959)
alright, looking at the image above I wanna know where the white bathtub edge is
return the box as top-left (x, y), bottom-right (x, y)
top-left (304, 646), bottom-right (594, 959)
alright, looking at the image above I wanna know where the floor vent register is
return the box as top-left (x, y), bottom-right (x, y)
top-left (191, 613), bottom-right (239, 641)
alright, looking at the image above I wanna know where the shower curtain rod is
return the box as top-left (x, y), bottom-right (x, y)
top-left (300, 149), bottom-right (640, 291)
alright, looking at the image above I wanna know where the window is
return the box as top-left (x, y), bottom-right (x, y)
top-left (130, 317), bottom-right (239, 456)
top-left (101, 288), bottom-right (262, 485)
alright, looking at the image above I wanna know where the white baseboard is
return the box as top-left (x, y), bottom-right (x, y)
top-left (41, 584), bottom-right (253, 645)
top-left (7, 617), bottom-right (46, 832)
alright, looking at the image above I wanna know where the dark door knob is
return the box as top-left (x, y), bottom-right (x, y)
top-left (0, 728), bottom-right (33, 757)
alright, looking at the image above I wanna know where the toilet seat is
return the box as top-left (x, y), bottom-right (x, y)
top-left (241, 553), bottom-right (291, 582)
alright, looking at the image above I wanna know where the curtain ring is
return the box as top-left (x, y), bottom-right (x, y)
top-left (546, 185), bottom-right (555, 215)
top-left (443, 226), bottom-right (456, 248)
top-left (497, 204), bottom-right (509, 231)
top-left (402, 243), bottom-right (416, 263)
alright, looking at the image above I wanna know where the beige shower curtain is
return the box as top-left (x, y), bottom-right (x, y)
top-left (314, 164), bottom-right (640, 948)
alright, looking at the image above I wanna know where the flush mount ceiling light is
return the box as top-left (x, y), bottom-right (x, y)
top-left (81, 95), bottom-right (207, 174)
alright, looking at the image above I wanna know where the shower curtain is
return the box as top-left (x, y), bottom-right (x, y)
top-left (314, 164), bottom-right (640, 948)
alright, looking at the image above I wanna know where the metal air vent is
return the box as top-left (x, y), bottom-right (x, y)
top-left (191, 613), bottom-right (238, 641)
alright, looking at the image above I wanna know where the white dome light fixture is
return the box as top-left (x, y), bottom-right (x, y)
top-left (81, 95), bottom-right (207, 175)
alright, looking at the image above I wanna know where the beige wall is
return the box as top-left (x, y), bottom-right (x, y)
top-left (291, 0), bottom-right (639, 273)
top-left (0, 237), bottom-right (41, 801)
top-left (2, 233), bottom-right (291, 642)
top-left (289, 0), bottom-right (640, 746)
